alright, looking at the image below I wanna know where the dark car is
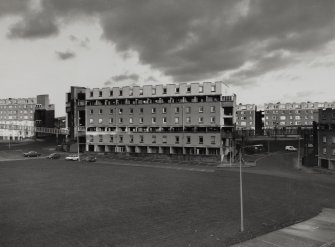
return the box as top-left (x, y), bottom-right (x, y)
top-left (23, 151), bottom-right (41, 157)
top-left (47, 153), bottom-right (61, 159)
top-left (83, 156), bottom-right (97, 162)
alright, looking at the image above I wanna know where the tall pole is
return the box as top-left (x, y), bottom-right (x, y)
top-left (77, 116), bottom-right (80, 162)
top-left (239, 147), bottom-right (244, 232)
top-left (297, 135), bottom-right (300, 169)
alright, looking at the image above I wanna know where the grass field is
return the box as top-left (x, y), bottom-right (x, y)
top-left (0, 157), bottom-right (335, 247)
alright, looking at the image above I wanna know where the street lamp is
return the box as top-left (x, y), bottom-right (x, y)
top-left (77, 116), bottom-right (80, 162)
top-left (239, 146), bottom-right (244, 232)
top-left (297, 134), bottom-right (301, 169)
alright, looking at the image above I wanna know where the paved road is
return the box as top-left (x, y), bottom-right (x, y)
top-left (232, 208), bottom-right (335, 247)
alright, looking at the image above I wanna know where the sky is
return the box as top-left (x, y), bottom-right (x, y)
top-left (0, 0), bottom-right (335, 117)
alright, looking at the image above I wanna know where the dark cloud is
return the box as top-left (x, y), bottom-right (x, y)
top-left (8, 11), bottom-right (59, 39)
top-left (104, 73), bottom-right (140, 86)
top-left (0, 0), bottom-right (29, 17)
top-left (5, 0), bottom-right (335, 84)
top-left (55, 51), bottom-right (76, 60)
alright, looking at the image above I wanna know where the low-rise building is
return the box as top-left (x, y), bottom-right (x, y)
top-left (0, 95), bottom-right (54, 141)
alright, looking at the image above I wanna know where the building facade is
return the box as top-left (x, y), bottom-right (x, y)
top-left (0, 95), bottom-right (54, 141)
top-left (317, 108), bottom-right (335, 170)
top-left (264, 102), bottom-right (335, 133)
top-left (82, 82), bottom-right (236, 158)
top-left (236, 104), bottom-right (256, 134)
top-left (65, 86), bottom-right (88, 152)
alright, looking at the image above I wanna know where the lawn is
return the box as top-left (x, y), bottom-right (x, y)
top-left (0, 158), bottom-right (334, 247)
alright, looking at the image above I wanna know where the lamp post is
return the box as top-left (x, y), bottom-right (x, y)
top-left (77, 116), bottom-right (80, 162)
top-left (239, 145), bottom-right (244, 232)
top-left (297, 134), bottom-right (301, 169)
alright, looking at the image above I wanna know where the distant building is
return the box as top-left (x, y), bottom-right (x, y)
top-left (264, 102), bottom-right (335, 133)
top-left (0, 95), bottom-right (54, 141)
top-left (54, 116), bottom-right (66, 129)
top-left (236, 104), bottom-right (263, 135)
top-left (34, 95), bottom-right (55, 137)
top-left (317, 108), bottom-right (335, 170)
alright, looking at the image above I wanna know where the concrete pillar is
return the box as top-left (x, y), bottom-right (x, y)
top-left (170, 146), bottom-right (174, 154)
top-left (159, 146), bottom-right (163, 154)
top-left (205, 147), bottom-right (209, 155)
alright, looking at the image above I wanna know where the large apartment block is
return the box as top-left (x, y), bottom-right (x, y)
top-left (0, 95), bottom-right (54, 140)
top-left (264, 102), bottom-right (335, 130)
top-left (317, 108), bottom-right (335, 170)
top-left (82, 82), bottom-right (236, 157)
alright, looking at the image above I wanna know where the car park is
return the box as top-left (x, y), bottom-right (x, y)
top-left (65, 154), bottom-right (80, 161)
top-left (47, 153), bottom-right (61, 159)
top-left (23, 151), bottom-right (41, 157)
top-left (285, 146), bottom-right (297, 151)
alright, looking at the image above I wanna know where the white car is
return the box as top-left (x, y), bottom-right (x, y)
top-left (65, 154), bottom-right (80, 161)
top-left (285, 146), bottom-right (297, 151)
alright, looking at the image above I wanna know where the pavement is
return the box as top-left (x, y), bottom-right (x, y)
top-left (232, 208), bottom-right (335, 247)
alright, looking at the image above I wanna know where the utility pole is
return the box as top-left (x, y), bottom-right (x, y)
top-left (77, 115), bottom-right (80, 162)
top-left (297, 135), bottom-right (300, 170)
top-left (239, 146), bottom-right (244, 232)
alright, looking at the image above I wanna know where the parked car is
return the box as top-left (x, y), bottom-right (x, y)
top-left (23, 151), bottom-right (41, 157)
top-left (65, 154), bottom-right (80, 161)
top-left (83, 156), bottom-right (97, 162)
top-left (47, 153), bottom-right (61, 159)
top-left (307, 143), bottom-right (314, 148)
top-left (285, 146), bottom-right (297, 151)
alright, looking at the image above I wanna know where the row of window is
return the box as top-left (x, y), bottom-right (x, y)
top-left (0, 110), bottom-right (34, 114)
top-left (89, 116), bottom-right (217, 125)
top-left (0, 105), bottom-right (35, 109)
top-left (322, 136), bottom-right (335, 144)
top-left (266, 115), bottom-right (314, 120)
top-left (0, 116), bottom-right (32, 120)
top-left (322, 147), bottom-right (335, 155)
top-left (237, 116), bottom-right (253, 120)
top-left (265, 110), bottom-right (315, 114)
top-left (265, 121), bottom-right (313, 126)
top-left (265, 103), bottom-right (330, 110)
top-left (89, 135), bottom-right (216, 145)
top-left (90, 85), bottom-right (217, 98)
top-left (89, 106), bottom-right (217, 115)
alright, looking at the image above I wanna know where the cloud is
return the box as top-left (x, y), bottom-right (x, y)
top-left (8, 11), bottom-right (59, 39)
top-left (5, 0), bottom-right (335, 84)
top-left (69, 35), bottom-right (90, 48)
top-left (55, 50), bottom-right (76, 60)
top-left (146, 76), bottom-right (158, 82)
top-left (0, 0), bottom-right (29, 17)
top-left (104, 73), bottom-right (140, 86)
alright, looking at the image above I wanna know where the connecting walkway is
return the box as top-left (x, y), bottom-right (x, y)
top-left (232, 208), bottom-right (335, 247)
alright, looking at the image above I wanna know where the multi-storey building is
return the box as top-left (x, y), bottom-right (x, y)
top-left (83, 82), bottom-right (236, 158)
top-left (0, 95), bottom-right (54, 141)
top-left (264, 102), bottom-right (335, 131)
top-left (236, 104), bottom-right (264, 135)
top-left (236, 104), bottom-right (256, 130)
top-left (65, 86), bottom-right (87, 151)
top-left (317, 108), bottom-right (335, 170)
